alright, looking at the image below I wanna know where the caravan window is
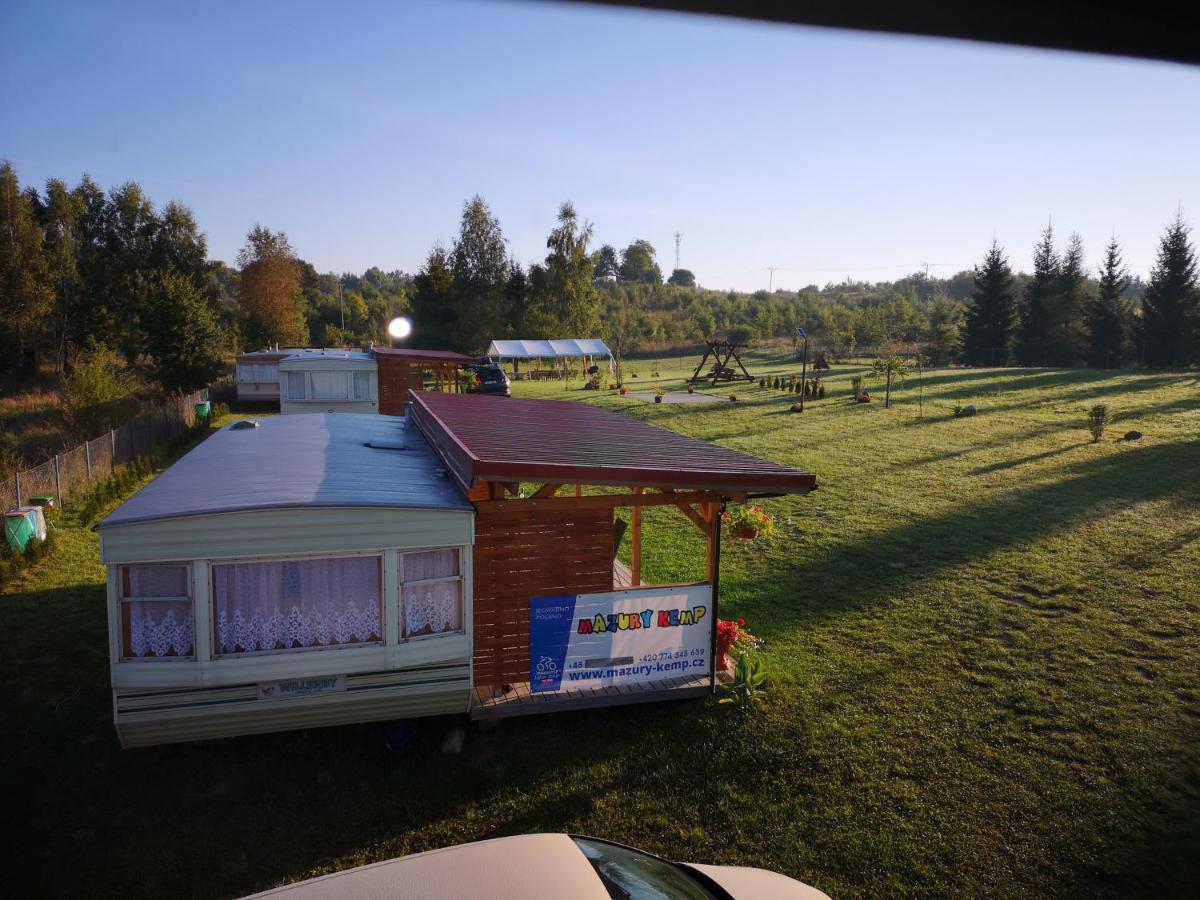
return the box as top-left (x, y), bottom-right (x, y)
top-left (119, 565), bottom-right (194, 660)
top-left (353, 371), bottom-right (371, 400)
top-left (285, 372), bottom-right (306, 400)
top-left (401, 549), bottom-right (462, 637)
top-left (309, 371), bottom-right (349, 400)
top-left (212, 555), bottom-right (383, 656)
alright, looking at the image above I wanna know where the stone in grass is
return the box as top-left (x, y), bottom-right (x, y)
top-left (1123, 430), bottom-right (1143, 441)
top-left (962, 404), bottom-right (978, 417)
top-left (441, 725), bottom-right (467, 755)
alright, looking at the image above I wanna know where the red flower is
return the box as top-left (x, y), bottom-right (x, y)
top-left (737, 618), bottom-right (745, 626)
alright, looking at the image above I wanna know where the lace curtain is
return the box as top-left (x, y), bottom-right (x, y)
top-left (213, 556), bottom-right (382, 655)
top-left (309, 371), bottom-right (348, 400)
top-left (123, 566), bottom-right (193, 658)
top-left (403, 550), bottom-right (461, 636)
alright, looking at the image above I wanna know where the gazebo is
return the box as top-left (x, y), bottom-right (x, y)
top-left (485, 339), bottom-right (613, 380)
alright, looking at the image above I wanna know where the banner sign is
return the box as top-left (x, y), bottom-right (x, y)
top-left (530, 585), bottom-right (713, 692)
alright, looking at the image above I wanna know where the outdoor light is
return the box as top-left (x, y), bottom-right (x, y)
top-left (387, 316), bottom-right (412, 341)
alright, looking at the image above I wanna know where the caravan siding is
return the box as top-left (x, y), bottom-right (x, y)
top-left (103, 507), bottom-right (474, 747)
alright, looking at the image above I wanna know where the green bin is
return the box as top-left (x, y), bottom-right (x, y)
top-left (194, 401), bottom-right (211, 420)
top-left (4, 509), bottom-right (37, 554)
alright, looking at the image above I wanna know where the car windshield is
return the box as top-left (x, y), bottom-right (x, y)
top-left (571, 837), bottom-right (720, 900)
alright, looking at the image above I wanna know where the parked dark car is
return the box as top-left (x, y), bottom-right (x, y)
top-left (464, 361), bottom-right (511, 396)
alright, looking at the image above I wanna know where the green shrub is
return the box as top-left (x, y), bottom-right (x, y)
top-left (60, 344), bottom-right (138, 438)
top-left (1087, 404), bottom-right (1111, 442)
top-left (850, 375), bottom-right (864, 398)
top-left (818, 384), bottom-right (825, 399)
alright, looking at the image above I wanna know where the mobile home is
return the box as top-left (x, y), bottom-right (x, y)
top-left (279, 350), bottom-right (378, 415)
top-left (100, 395), bottom-right (816, 745)
top-left (235, 348), bottom-right (326, 404)
top-left (98, 414), bottom-right (473, 747)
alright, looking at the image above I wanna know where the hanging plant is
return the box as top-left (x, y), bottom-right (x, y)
top-left (722, 504), bottom-right (777, 540)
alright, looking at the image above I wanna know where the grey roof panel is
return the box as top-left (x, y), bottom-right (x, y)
top-left (99, 414), bottom-right (472, 528)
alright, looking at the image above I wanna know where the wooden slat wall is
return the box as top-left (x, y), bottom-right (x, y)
top-left (377, 357), bottom-right (427, 415)
top-left (472, 506), bottom-right (613, 686)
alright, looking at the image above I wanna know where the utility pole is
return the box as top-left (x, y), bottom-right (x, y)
top-left (674, 232), bottom-right (681, 271)
top-left (338, 276), bottom-right (345, 330)
top-left (767, 266), bottom-right (781, 292)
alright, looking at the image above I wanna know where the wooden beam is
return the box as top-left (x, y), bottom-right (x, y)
top-left (675, 503), bottom-right (709, 534)
top-left (472, 490), bottom-right (737, 514)
top-left (531, 483), bottom-right (562, 499)
top-left (631, 487), bottom-right (642, 587)
top-left (706, 501), bottom-right (720, 584)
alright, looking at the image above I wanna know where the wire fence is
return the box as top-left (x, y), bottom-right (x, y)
top-left (1, 388), bottom-right (209, 512)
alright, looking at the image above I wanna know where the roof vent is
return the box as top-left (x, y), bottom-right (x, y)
top-left (366, 437), bottom-right (407, 451)
top-left (229, 419), bottom-right (260, 430)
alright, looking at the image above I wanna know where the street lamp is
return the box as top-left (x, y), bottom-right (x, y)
top-left (796, 326), bottom-right (809, 412)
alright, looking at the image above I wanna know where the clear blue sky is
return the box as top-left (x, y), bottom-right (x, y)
top-left (4, 0), bottom-right (1199, 291)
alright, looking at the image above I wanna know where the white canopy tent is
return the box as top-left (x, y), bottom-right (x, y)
top-left (486, 339), bottom-right (614, 378)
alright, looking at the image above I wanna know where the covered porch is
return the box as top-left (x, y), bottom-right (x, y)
top-left (407, 391), bottom-right (817, 719)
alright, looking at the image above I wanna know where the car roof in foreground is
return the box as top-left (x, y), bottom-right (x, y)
top-left (245, 834), bottom-right (610, 900)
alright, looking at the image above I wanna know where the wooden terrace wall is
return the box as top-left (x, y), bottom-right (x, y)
top-left (471, 506), bottom-right (614, 687)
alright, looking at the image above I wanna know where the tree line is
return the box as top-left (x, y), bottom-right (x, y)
top-left (3, 159), bottom-right (1196, 399)
top-left (964, 219), bottom-right (1198, 368)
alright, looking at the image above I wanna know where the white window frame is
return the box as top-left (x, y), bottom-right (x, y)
top-left (353, 370), bottom-right (371, 400)
top-left (210, 551), bottom-right (386, 659)
top-left (400, 548), bottom-right (465, 641)
top-left (117, 563), bottom-right (195, 662)
top-left (285, 371), bottom-right (306, 400)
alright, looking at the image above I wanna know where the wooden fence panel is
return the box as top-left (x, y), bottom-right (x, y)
top-left (472, 506), bottom-right (614, 686)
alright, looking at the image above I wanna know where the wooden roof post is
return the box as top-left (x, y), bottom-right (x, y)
top-left (631, 486), bottom-right (643, 586)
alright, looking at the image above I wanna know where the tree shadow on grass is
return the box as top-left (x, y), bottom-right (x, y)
top-left (968, 441), bottom-right (1093, 476)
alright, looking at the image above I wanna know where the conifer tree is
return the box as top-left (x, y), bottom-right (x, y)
top-left (962, 240), bottom-right (1017, 366)
top-left (1141, 214), bottom-right (1199, 367)
top-left (1017, 225), bottom-right (1058, 366)
top-left (1055, 232), bottom-right (1088, 365)
top-left (1086, 237), bottom-right (1130, 368)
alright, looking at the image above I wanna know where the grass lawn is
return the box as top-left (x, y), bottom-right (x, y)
top-left (3, 356), bottom-right (1198, 898)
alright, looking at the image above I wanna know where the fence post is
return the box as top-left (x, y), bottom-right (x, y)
top-left (15, 471), bottom-right (21, 507)
top-left (54, 454), bottom-right (62, 501)
top-left (85, 440), bottom-right (92, 480)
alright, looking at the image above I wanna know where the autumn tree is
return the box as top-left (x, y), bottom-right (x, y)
top-left (236, 225), bottom-right (306, 348)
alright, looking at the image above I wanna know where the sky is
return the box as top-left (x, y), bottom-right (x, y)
top-left (3, 0), bottom-right (1199, 292)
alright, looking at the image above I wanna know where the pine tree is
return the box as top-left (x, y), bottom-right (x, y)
top-left (963, 240), bottom-right (1017, 366)
top-left (1054, 232), bottom-right (1088, 366)
top-left (1017, 225), bottom-right (1058, 366)
top-left (1086, 238), bottom-right (1130, 368)
top-left (1141, 214), bottom-right (1199, 367)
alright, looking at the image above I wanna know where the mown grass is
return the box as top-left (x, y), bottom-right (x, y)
top-left (2, 359), bottom-right (1198, 898)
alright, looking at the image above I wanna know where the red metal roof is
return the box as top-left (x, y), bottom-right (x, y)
top-left (410, 392), bottom-right (817, 495)
top-left (372, 347), bottom-right (478, 364)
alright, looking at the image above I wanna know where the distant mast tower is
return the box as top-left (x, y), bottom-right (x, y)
top-left (674, 231), bottom-right (681, 271)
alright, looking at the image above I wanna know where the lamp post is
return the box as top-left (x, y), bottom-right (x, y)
top-left (796, 326), bottom-right (809, 412)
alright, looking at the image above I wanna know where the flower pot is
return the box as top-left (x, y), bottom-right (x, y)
top-left (619, 388), bottom-right (627, 396)
top-left (856, 394), bottom-right (871, 403)
top-left (687, 386), bottom-right (695, 394)
top-left (654, 395), bottom-right (663, 403)
top-left (734, 526), bottom-right (758, 540)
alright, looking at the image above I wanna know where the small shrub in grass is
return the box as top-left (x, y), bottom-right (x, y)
top-left (759, 377), bottom-right (766, 389)
top-left (818, 384), bottom-right (825, 399)
top-left (850, 375), bottom-right (865, 399)
top-left (1088, 404), bottom-right (1111, 442)
top-left (719, 653), bottom-right (769, 707)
